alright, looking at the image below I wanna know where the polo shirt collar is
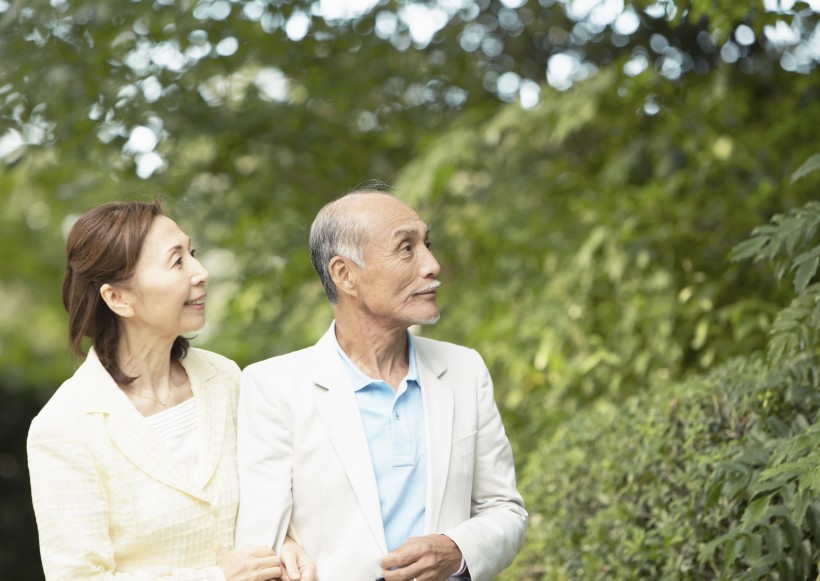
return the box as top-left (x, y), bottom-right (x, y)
top-left (329, 321), bottom-right (419, 392)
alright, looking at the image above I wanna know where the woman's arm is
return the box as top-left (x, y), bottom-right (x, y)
top-left (28, 417), bottom-right (276, 581)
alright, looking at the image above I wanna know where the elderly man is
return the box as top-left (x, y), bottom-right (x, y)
top-left (235, 187), bottom-right (527, 580)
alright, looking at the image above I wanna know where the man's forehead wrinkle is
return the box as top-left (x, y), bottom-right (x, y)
top-left (371, 210), bottom-right (423, 237)
top-left (389, 221), bottom-right (429, 240)
top-left (335, 193), bottom-right (429, 245)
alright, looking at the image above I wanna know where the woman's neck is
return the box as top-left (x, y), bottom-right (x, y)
top-left (115, 326), bottom-right (179, 393)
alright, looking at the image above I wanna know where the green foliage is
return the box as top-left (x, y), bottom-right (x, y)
top-left (397, 68), bottom-right (818, 444)
top-left (729, 165), bottom-right (820, 363)
top-left (504, 198), bottom-right (820, 579)
top-left (503, 340), bottom-right (820, 579)
top-left (698, 355), bottom-right (820, 580)
top-left (698, 186), bottom-right (820, 579)
top-left (2, 1), bottom-right (820, 579)
top-left (1, 1), bottom-right (817, 404)
top-left (729, 200), bottom-right (820, 296)
top-left (791, 155), bottom-right (820, 185)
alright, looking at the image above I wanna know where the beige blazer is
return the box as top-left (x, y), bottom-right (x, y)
top-left (235, 326), bottom-right (527, 581)
top-left (28, 347), bottom-right (240, 580)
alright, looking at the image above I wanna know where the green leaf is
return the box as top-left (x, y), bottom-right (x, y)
top-left (730, 234), bottom-right (770, 262)
top-left (741, 496), bottom-right (771, 530)
top-left (744, 532), bottom-right (763, 563)
top-left (765, 526), bottom-right (784, 562)
top-left (792, 248), bottom-right (820, 295)
top-left (750, 476), bottom-right (791, 497)
top-left (806, 503), bottom-right (820, 544)
top-left (790, 153), bottom-right (820, 184)
top-left (806, 466), bottom-right (820, 495)
top-left (760, 458), bottom-right (815, 482)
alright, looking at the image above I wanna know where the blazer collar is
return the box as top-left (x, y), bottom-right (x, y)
top-left (309, 325), bottom-right (386, 551)
top-left (78, 347), bottom-right (225, 502)
top-left (311, 323), bottom-right (456, 537)
top-left (311, 324), bottom-right (349, 391)
top-left (413, 337), bottom-right (454, 533)
top-left (312, 323), bottom-right (440, 390)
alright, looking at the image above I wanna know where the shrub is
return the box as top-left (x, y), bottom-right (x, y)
top-left (504, 175), bottom-right (820, 579)
top-left (504, 351), bottom-right (820, 579)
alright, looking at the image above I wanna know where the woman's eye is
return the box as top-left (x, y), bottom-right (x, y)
top-left (174, 256), bottom-right (183, 266)
top-left (190, 248), bottom-right (197, 258)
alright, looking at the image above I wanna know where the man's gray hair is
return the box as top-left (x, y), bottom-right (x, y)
top-left (310, 191), bottom-right (380, 304)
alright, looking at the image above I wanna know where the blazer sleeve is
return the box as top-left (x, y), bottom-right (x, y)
top-left (27, 416), bottom-right (225, 581)
top-left (234, 361), bottom-right (293, 552)
top-left (440, 350), bottom-right (528, 581)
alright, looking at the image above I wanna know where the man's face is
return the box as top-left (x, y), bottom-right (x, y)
top-left (352, 194), bottom-right (441, 328)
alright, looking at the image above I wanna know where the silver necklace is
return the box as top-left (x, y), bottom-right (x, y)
top-left (123, 386), bottom-right (171, 406)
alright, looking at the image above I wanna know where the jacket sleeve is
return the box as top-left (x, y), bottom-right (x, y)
top-left (234, 361), bottom-right (293, 553)
top-left (440, 350), bottom-right (528, 581)
top-left (27, 416), bottom-right (226, 581)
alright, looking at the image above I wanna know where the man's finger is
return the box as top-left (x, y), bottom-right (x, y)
top-left (281, 552), bottom-right (301, 581)
top-left (380, 542), bottom-right (421, 570)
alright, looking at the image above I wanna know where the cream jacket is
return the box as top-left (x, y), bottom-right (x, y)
top-left (235, 326), bottom-right (528, 581)
top-left (28, 347), bottom-right (240, 580)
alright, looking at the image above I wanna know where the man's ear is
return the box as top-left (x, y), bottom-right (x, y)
top-left (99, 283), bottom-right (135, 318)
top-left (328, 256), bottom-right (358, 299)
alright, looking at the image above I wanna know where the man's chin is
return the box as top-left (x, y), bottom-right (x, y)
top-left (413, 313), bottom-right (441, 325)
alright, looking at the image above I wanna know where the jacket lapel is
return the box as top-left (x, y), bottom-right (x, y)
top-left (312, 327), bottom-right (388, 555)
top-left (184, 351), bottom-right (227, 488)
top-left (81, 348), bottom-right (212, 503)
top-left (415, 338), bottom-right (454, 534)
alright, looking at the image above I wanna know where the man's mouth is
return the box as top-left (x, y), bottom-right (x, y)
top-left (414, 281), bottom-right (441, 295)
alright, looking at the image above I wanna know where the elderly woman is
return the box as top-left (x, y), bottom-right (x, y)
top-left (27, 201), bottom-right (314, 581)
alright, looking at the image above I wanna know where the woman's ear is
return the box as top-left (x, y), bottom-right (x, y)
top-left (100, 283), bottom-right (135, 318)
top-left (328, 256), bottom-right (358, 299)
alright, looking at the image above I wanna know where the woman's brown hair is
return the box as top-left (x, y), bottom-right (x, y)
top-left (62, 200), bottom-right (189, 384)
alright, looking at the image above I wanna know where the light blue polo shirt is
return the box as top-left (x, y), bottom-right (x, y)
top-left (332, 326), bottom-right (427, 552)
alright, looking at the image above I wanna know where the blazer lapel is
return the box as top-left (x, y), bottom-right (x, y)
top-left (81, 349), bottom-right (211, 502)
top-left (312, 328), bottom-right (388, 555)
top-left (184, 352), bottom-right (227, 488)
top-left (415, 338), bottom-right (454, 534)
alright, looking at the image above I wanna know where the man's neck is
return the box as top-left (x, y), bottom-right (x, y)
top-left (334, 312), bottom-right (409, 391)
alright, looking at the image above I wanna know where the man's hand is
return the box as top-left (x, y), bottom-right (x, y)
top-left (280, 535), bottom-right (317, 581)
top-left (217, 545), bottom-right (281, 581)
top-left (379, 534), bottom-right (462, 581)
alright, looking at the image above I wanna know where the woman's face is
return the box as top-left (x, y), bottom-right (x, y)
top-left (121, 215), bottom-right (210, 339)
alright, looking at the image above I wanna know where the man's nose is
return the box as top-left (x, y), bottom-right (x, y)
top-left (420, 245), bottom-right (440, 278)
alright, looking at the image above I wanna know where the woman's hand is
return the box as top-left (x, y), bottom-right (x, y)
top-left (218, 545), bottom-right (281, 581)
top-left (280, 536), bottom-right (317, 581)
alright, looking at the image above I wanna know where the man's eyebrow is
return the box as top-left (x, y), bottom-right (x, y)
top-left (391, 224), bottom-right (431, 239)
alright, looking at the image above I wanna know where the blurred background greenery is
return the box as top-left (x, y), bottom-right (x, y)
top-left (1, 0), bottom-right (819, 578)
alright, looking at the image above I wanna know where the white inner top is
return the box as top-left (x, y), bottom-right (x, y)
top-left (144, 397), bottom-right (199, 475)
